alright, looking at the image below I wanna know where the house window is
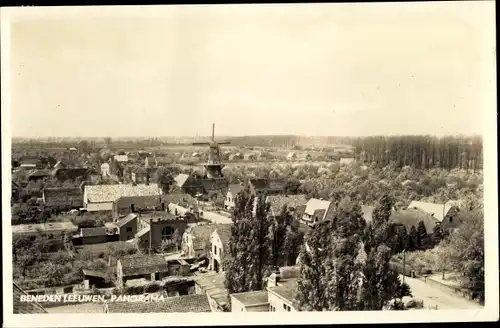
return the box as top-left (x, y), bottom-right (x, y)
top-left (213, 245), bottom-right (217, 255)
top-left (161, 226), bottom-right (175, 241)
top-left (283, 304), bottom-right (291, 311)
top-left (126, 227), bottom-right (132, 232)
top-left (270, 305), bottom-right (275, 312)
top-left (449, 217), bottom-right (453, 223)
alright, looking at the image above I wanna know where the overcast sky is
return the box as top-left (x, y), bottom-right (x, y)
top-left (7, 2), bottom-right (495, 138)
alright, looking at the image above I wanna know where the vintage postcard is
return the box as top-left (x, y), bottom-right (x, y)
top-left (1, 2), bottom-right (498, 327)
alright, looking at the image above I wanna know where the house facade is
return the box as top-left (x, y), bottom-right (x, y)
top-left (210, 225), bottom-right (232, 272)
top-left (224, 184), bottom-right (244, 210)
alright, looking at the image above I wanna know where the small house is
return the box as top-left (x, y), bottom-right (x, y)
top-left (301, 198), bottom-right (335, 226)
top-left (286, 152), bottom-right (297, 160)
top-left (224, 184), bottom-right (245, 210)
top-left (230, 291), bottom-right (269, 312)
top-left (210, 225), bottom-right (232, 273)
top-left (116, 255), bottom-right (170, 287)
top-left (116, 213), bottom-right (138, 241)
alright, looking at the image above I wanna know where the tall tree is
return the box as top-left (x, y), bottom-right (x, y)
top-left (224, 188), bottom-right (273, 293)
top-left (409, 225), bottom-right (419, 251)
top-left (417, 221), bottom-right (429, 250)
top-left (360, 194), bottom-right (410, 310)
top-left (270, 205), bottom-right (304, 267)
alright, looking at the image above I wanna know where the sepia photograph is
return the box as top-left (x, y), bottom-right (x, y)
top-left (1, 2), bottom-right (498, 327)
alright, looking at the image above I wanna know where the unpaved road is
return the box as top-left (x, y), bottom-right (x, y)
top-left (403, 276), bottom-right (483, 310)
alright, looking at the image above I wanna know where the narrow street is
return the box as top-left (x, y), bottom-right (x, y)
top-left (402, 276), bottom-right (483, 310)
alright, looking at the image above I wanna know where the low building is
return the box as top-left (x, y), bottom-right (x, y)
top-left (182, 224), bottom-right (216, 259)
top-left (407, 200), bottom-right (462, 232)
top-left (82, 269), bottom-right (112, 289)
top-left (194, 271), bottom-right (229, 312)
top-left (210, 225), bottom-right (232, 273)
top-left (230, 291), bottom-right (269, 312)
top-left (42, 187), bottom-right (83, 212)
top-left (104, 294), bottom-right (211, 313)
top-left (116, 213), bottom-right (138, 241)
top-left (224, 184), bottom-right (244, 210)
top-left (116, 255), bottom-right (170, 287)
top-left (301, 198), bottom-right (335, 226)
top-left (79, 227), bottom-right (108, 245)
top-left (83, 183), bottom-right (163, 214)
top-left (266, 266), bottom-right (299, 312)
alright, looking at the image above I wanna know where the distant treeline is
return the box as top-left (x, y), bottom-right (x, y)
top-left (352, 135), bottom-right (483, 171)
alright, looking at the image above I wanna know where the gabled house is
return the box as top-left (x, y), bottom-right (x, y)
top-left (210, 224), bottom-right (232, 273)
top-left (224, 184), bottom-right (245, 210)
top-left (286, 152), bottom-right (297, 160)
top-left (100, 163), bottom-right (111, 177)
top-left (116, 213), bottom-right (138, 241)
top-left (116, 255), bottom-right (170, 287)
top-left (301, 198), bottom-right (335, 226)
top-left (407, 200), bottom-right (462, 233)
top-left (42, 187), bottom-right (83, 211)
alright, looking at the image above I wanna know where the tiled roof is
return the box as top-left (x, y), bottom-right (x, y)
top-left (119, 255), bottom-right (169, 276)
top-left (227, 184), bottom-right (244, 197)
top-left (106, 294), bottom-right (211, 313)
top-left (214, 225), bottom-right (232, 250)
top-left (231, 290), bottom-right (269, 306)
top-left (81, 227), bottom-right (107, 237)
top-left (194, 272), bottom-right (228, 308)
top-left (43, 187), bottom-right (83, 208)
top-left (268, 285), bottom-right (296, 305)
top-left (390, 208), bottom-right (440, 234)
top-left (117, 213), bottom-right (138, 228)
top-left (266, 195), bottom-right (308, 217)
top-left (84, 183), bottom-right (162, 203)
top-left (407, 201), bottom-right (447, 222)
top-left (13, 283), bottom-right (48, 313)
top-left (304, 198), bottom-right (331, 216)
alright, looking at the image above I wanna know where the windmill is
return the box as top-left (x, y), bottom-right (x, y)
top-left (192, 123), bottom-right (230, 179)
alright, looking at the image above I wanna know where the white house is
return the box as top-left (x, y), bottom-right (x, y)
top-left (224, 184), bottom-right (244, 210)
top-left (210, 225), bottom-right (232, 273)
top-left (100, 163), bottom-right (111, 177)
top-left (301, 198), bottom-right (333, 226)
